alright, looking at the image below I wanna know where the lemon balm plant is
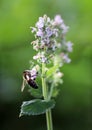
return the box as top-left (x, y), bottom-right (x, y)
top-left (20, 15), bottom-right (73, 130)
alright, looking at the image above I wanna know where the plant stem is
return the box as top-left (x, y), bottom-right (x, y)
top-left (42, 63), bottom-right (53, 130)
top-left (46, 109), bottom-right (53, 130)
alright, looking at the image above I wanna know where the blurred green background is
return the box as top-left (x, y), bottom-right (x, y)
top-left (0, 0), bottom-right (92, 130)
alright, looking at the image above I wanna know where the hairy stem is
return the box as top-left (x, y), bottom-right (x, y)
top-left (42, 63), bottom-right (53, 130)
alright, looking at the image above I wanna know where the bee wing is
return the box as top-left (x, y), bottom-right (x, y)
top-left (21, 77), bottom-right (27, 92)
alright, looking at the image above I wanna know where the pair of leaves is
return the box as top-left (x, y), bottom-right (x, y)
top-left (20, 99), bottom-right (55, 116)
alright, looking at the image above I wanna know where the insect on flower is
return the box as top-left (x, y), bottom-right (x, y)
top-left (21, 70), bottom-right (38, 92)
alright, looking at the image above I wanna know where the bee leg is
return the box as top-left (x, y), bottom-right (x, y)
top-left (21, 78), bottom-right (26, 92)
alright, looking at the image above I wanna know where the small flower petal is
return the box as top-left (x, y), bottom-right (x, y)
top-left (66, 41), bottom-right (73, 52)
top-left (36, 17), bottom-right (44, 28)
top-left (36, 29), bottom-right (43, 37)
top-left (63, 54), bottom-right (71, 63)
top-left (46, 27), bottom-right (53, 37)
top-left (54, 15), bottom-right (63, 25)
top-left (61, 23), bottom-right (69, 34)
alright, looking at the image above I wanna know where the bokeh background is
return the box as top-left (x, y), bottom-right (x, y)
top-left (0, 0), bottom-right (92, 130)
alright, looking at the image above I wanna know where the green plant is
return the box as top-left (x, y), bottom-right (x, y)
top-left (20, 15), bottom-right (73, 130)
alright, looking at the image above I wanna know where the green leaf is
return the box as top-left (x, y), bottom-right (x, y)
top-left (28, 87), bottom-right (42, 98)
top-left (20, 99), bottom-right (55, 116)
top-left (46, 65), bottom-right (59, 78)
top-left (28, 77), bottom-right (42, 98)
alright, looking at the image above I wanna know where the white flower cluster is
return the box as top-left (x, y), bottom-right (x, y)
top-left (31, 15), bottom-right (73, 64)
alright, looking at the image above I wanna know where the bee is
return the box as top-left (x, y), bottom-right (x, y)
top-left (21, 70), bottom-right (38, 92)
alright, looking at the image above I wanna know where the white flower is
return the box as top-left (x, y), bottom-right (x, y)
top-left (53, 71), bottom-right (63, 86)
top-left (56, 72), bottom-right (63, 78)
top-left (31, 27), bottom-right (36, 33)
top-left (33, 53), bottom-right (41, 60)
top-left (47, 17), bottom-right (50, 23)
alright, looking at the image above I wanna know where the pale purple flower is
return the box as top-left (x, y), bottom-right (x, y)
top-left (31, 14), bottom-right (73, 65)
top-left (53, 29), bottom-right (58, 37)
top-left (41, 56), bottom-right (47, 63)
top-left (46, 27), bottom-right (53, 37)
top-left (42, 37), bottom-right (50, 44)
top-left (31, 39), bottom-right (38, 45)
top-left (63, 54), bottom-right (71, 63)
top-left (52, 44), bottom-right (56, 51)
top-left (31, 40), bottom-right (39, 51)
top-left (61, 23), bottom-right (69, 34)
top-left (54, 15), bottom-right (63, 25)
top-left (36, 29), bottom-right (43, 37)
top-left (33, 52), bottom-right (47, 63)
top-left (36, 17), bottom-right (44, 29)
top-left (30, 68), bottom-right (38, 80)
top-left (66, 41), bottom-right (73, 52)
top-left (41, 40), bottom-right (45, 45)
top-left (40, 52), bottom-right (47, 63)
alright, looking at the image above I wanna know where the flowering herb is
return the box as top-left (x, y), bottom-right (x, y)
top-left (20, 15), bottom-right (73, 130)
